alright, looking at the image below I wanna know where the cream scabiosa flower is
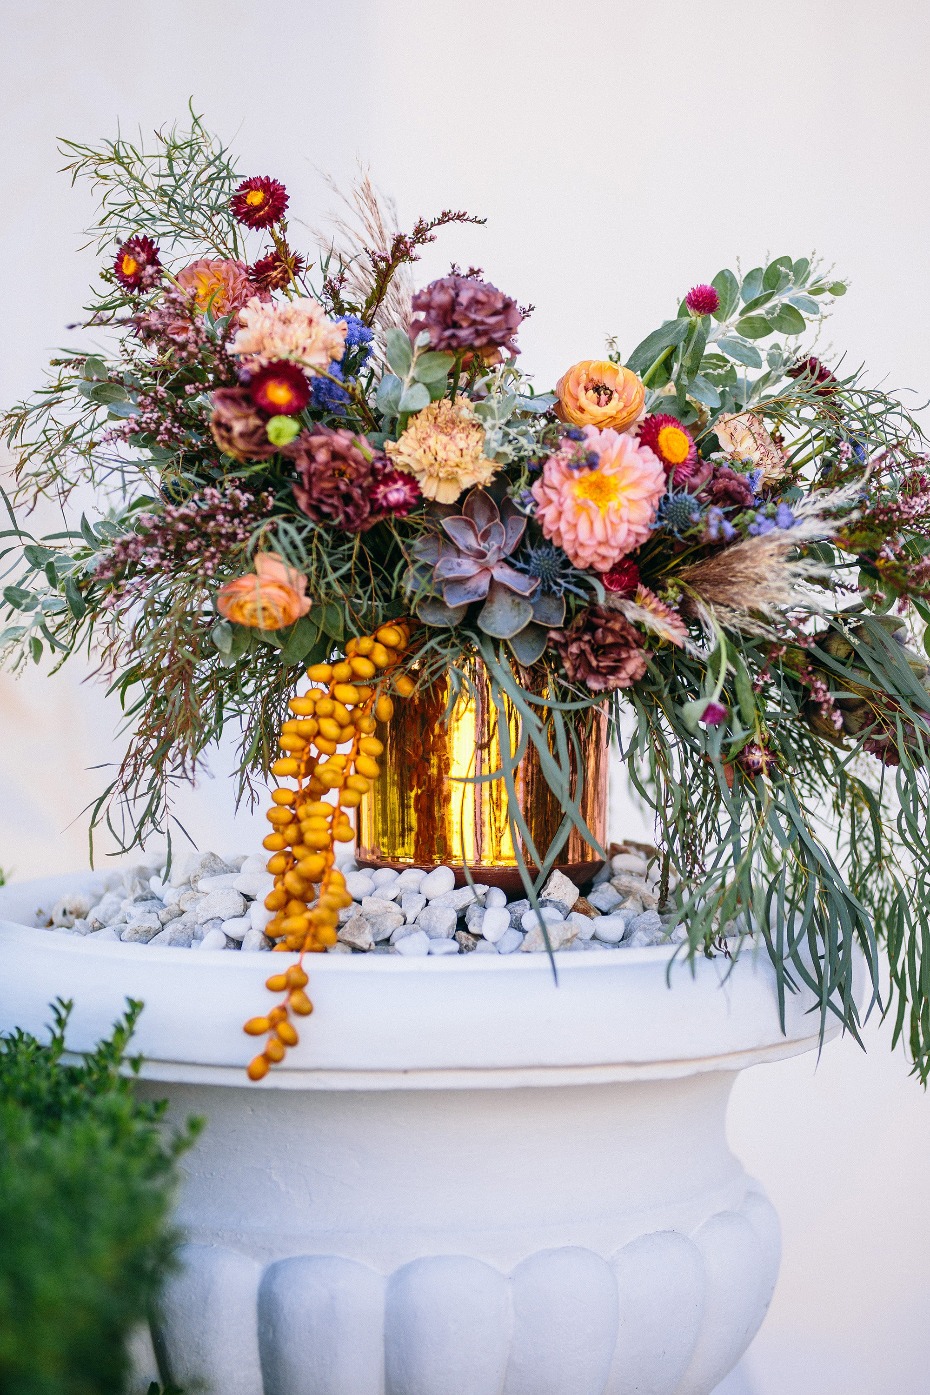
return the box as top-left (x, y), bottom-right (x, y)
top-left (531, 426), bottom-right (666, 572)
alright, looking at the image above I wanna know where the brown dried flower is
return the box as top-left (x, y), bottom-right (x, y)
top-left (286, 426), bottom-right (381, 532)
top-left (210, 388), bottom-right (277, 462)
top-left (549, 605), bottom-right (648, 692)
top-left (409, 273), bottom-right (523, 357)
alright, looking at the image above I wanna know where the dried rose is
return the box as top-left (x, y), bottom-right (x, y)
top-left (216, 553), bottom-right (311, 629)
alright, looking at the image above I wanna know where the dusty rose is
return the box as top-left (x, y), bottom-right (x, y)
top-left (216, 552), bottom-right (311, 629)
top-left (549, 606), bottom-right (647, 692)
top-left (409, 274), bottom-right (523, 358)
top-left (230, 295), bottom-right (347, 372)
top-left (531, 426), bottom-right (666, 571)
top-left (175, 258), bottom-right (255, 318)
top-left (555, 360), bottom-right (645, 432)
top-left (385, 398), bottom-right (494, 504)
top-left (209, 388), bottom-right (277, 462)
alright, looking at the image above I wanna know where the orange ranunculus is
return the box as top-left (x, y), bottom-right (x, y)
top-left (555, 360), bottom-right (645, 432)
top-left (216, 552), bottom-right (311, 630)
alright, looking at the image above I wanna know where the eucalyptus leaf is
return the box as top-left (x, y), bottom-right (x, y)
top-left (211, 619), bottom-right (234, 655)
top-left (3, 586), bottom-right (36, 611)
top-left (319, 600), bottom-right (344, 641)
top-left (413, 351), bottom-right (455, 384)
top-left (740, 267), bottom-right (764, 303)
top-left (762, 255), bottom-right (794, 291)
top-left (89, 382), bottom-right (129, 405)
top-left (688, 375), bottom-right (721, 408)
top-left (626, 318), bottom-right (690, 375)
top-left (787, 294), bottom-right (821, 316)
top-left (735, 315), bottom-right (775, 340)
top-left (282, 614), bottom-right (322, 665)
top-left (384, 328), bottom-right (413, 378)
top-left (711, 269), bottom-right (739, 321)
top-left (398, 382), bottom-right (431, 414)
top-left (376, 373), bottom-right (403, 416)
top-left (770, 304), bottom-right (806, 336)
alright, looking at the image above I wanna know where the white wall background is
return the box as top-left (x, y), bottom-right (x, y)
top-left (2, 4), bottom-right (930, 1391)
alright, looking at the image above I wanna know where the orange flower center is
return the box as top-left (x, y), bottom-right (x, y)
top-left (586, 382), bottom-right (615, 407)
top-left (263, 379), bottom-right (297, 407)
top-left (121, 254), bottom-right (139, 276)
top-left (657, 425), bottom-right (691, 464)
top-left (246, 189), bottom-right (267, 207)
top-left (573, 468), bottom-right (623, 512)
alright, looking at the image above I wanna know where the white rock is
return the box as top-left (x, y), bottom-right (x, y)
top-left (119, 916), bottom-right (162, 943)
top-left (227, 854), bottom-right (248, 870)
top-left (588, 882), bottom-right (624, 913)
top-left (239, 853), bottom-right (268, 876)
top-left (481, 906), bottom-right (511, 944)
top-left (629, 910), bottom-right (665, 940)
top-left (401, 892), bottom-right (427, 924)
top-left (86, 892), bottom-right (124, 929)
top-left (611, 852), bottom-right (650, 876)
top-left (167, 851), bottom-right (199, 887)
top-left (464, 904), bottom-right (486, 933)
top-left (240, 928), bottom-right (273, 952)
top-left (190, 852), bottom-right (235, 886)
top-left (429, 886), bottom-right (479, 913)
top-left (474, 938), bottom-right (499, 954)
top-left (194, 888), bottom-right (246, 924)
top-left (591, 863), bottom-right (612, 886)
top-left (625, 928), bottom-right (660, 948)
top-left (496, 927), bottom-right (524, 954)
top-left (611, 874), bottom-right (660, 910)
top-left (50, 892), bottom-right (92, 928)
top-left (249, 901), bottom-right (275, 933)
top-left (149, 874), bottom-right (170, 898)
top-left (566, 911), bottom-right (596, 941)
top-left (520, 905), bottom-right (564, 934)
top-left (345, 871), bottom-right (376, 901)
top-left (327, 941), bottom-right (353, 955)
top-left (86, 926), bottom-right (119, 942)
top-left (417, 905), bottom-right (457, 939)
top-left (619, 896), bottom-right (645, 918)
top-left (335, 854), bottom-right (358, 875)
top-left (484, 886), bottom-right (507, 908)
top-left (221, 915), bottom-right (251, 942)
top-left (420, 865), bottom-right (455, 900)
top-left (394, 867), bottom-right (427, 893)
top-left (371, 867), bottom-right (400, 891)
top-left (339, 915), bottom-right (375, 952)
top-left (178, 889), bottom-right (204, 914)
top-left (592, 914), bottom-right (627, 944)
top-left (393, 929), bottom-right (431, 957)
top-left (390, 923), bottom-right (418, 944)
top-left (428, 938), bottom-right (460, 955)
top-left (540, 869), bottom-right (580, 911)
top-left (232, 871), bottom-right (274, 899)
top-left (198, 927), bottom-right (228, 950)
top-left (197, 873), bottom-right (240, 893)
top-left (359, 897), bottom-right (405, 939)
top-left (522, 916), bottom-right (578, 952)
top-left (507, 899), bottom-right (530, 930)
top-left (149, 922), bottom-right (194, 948)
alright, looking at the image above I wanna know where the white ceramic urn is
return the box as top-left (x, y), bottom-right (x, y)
top-left (0, 873), bottom-right (841, 1395)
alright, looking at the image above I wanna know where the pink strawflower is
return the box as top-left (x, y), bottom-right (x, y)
top-left (531, 426), bottom-right (666, 572)
top-left (685, 283), bottom-right (720, 316)
top-left (231, 295), bottom-right (347, 372)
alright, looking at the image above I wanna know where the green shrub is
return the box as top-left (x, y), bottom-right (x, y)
top-left (0, 999), bottom-right (199, 1395)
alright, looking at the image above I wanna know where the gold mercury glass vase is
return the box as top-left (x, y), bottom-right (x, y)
top-left (356, 660), bottom-right (607, 893)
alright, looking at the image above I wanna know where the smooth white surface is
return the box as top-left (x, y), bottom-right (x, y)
top-left (3, 5), bottom-right (930, 1390)
top-left (1, 875), bottom-right (804, 1395)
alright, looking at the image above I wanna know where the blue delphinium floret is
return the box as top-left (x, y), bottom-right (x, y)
top-left (705, 506), bottom-right (737, 543)
top-left (339, 314), bottom-right (374, 362)
top-left (310, 361), bottom-right (349, 413)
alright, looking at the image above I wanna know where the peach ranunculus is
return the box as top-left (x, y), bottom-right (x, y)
top-left (216, 552), bottom-right (311, 629)
top-left (175, 258), bottom-right (256, 318)
top-left (531, 426), bottom-right (666, 572)
top-left (555, 360), bottom-right (645, 432)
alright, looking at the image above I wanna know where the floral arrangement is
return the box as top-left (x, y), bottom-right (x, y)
top-left (5, 114), bottom-right (930, 1078)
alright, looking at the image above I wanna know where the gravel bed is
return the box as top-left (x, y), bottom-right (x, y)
top-left (27, 846), bottom-right (686, 956)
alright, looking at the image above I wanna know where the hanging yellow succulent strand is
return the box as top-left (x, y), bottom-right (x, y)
top-left (243, 622), bottom-right (413, 1080)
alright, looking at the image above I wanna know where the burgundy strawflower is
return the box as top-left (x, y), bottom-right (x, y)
top-left (210, 388), bottom-right (278, 462)
top-left (409, 274), bottom-right (523, 357)
top-left (738, 742), bottom-right (778, 779)
top-left (113, 235), bottom-right (162, 291)
top-left (249, 245), bottom-right (306, 292)
top-left (231, 176), bottom-right (289, 229)
top-left (246, 360), bottom-right (311, 416)
top-left (549, 606), bottom-right (648, 692)
top-left (602, 559), bottom-right (641, 595)
top-left (637, 414), bottom-right (700, 483)
top-left (685, 283), bottom-right (720, 316)
top-left (286, 426), bottom-right (381, 533)
top-left (787, 356), bottom-right (838, 394)
top-left (370, 465), bottom-right (422, 518)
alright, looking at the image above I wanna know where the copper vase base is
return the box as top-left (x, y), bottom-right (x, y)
top-left (354, 856), bottom-right (605, 898)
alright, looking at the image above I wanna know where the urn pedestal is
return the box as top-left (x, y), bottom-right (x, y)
top-left (0, 874), bottom-right (843, 1395)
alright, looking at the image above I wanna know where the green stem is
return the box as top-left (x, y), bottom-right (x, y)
top-left (641, 345), bottom-right (675, 388)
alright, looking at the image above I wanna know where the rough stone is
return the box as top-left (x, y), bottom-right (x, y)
top-left (610, 874), bottom-right (660, 910)
top-left (86, 926), bottom-right (119, 942)
top-left (149, 921), bottom-right (195, 948)
top-left (591, 914), bottom-right (627, 945)
top-left (464, 904), bottom-right (486, 933)
top-left (221, 915), bottom-right (251, 942)
top-left (240, 928), bottom-right (273, 952)
top-left (178, 889), bottom-right (206, 914)
top-left (588, 882), bottom-right (624, 914)
top-left (540, 869), bottom-right (580, 912)
top-left (455, 930), bottom-right (479, 953)
top-left (119, 915), bottom-right (162, 943)
top-left (338, 915), bottom-right (375, 952)
top-left (428, 886), bottom-right (479, 914)
top-left (417, 905), bottom-right (457, 939)
top-left (420, 865), bottom-right (456, 900)
top-left (326, 941), bottom-right (353, 955)
top-left (480, 906), bottom-right (511, 944)
top-left (507, 898), bottom-right (530, 930)
top-left (359, 897), bottom-right (405, 939)
top-left (522, 915), bottom-right (577, 952)
top-left (194, 888), bottom-right (246, 924)
top-left (401, 892), bottom-right (427, 924)
top-left (572, 896), bottom-right (598, 918)
top-left (496, 927), bottom-right (525, 954)
top-left (189, 852), bottom-right (236, 887)
top-left (629, 909), bottom-right (665, 940)
top-left (393, 929), bottom-right (431, 956)
top-left (86, 892), bottom-right (124, 929)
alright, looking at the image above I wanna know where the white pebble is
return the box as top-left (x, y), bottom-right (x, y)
top-left (249, 901), bottom-right (275, 933)
top-left (420, 865), bottom-right (455, 900)
top-left (428, 938), bottom-right (460, 955)
top-left (474, 938), bottom-right (499, 953)
top-left (592, 914), bottom-right (627, 944)
top-left (394, 867), bottom-right (427, 893)
top-left (238, 853), bottom-right (269, 876)
top-left (345, 871), bottom-right (376, 900)
top-left (566, 911), bottom-right (596, 941)
top-left (232, 871), bottom-right (274, 899)
top-left (241, 927), bottom-right (272, 952)
top-left (221, 915), bottom-right (251, 942)
top-left (520, 905), bottom-right (564, 934)
top-left (86, 926), bottom-right (119, 942)
top-left (371, 867), bottom-right (400, 890)
top-left (484, 886), bottom-right (507, 908)
top-left (611, 852), bottom-right (650, 876)
top-left (401, 892), bottom-right (427, 923)
top-left (198, 927), bottom-right (228, 950)
top-left (496, 927), bottom-right (524, 954)
top-left (393, 929), bottom-right (431, 957)
top-left (481, 906), bottom-right (511, 943)
top-left (197, 873), bottom-right (240, 893)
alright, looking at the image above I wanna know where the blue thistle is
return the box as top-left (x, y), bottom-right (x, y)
top-left (658, 491), bottom-right (701, 536)
top-left (512, 540), bottom-right (589, 597)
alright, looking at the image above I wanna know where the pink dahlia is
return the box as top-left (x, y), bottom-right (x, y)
top-left (531, 426), bottom-right (666, 572)
top-left (175, 258), bottom-right (256, 319)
